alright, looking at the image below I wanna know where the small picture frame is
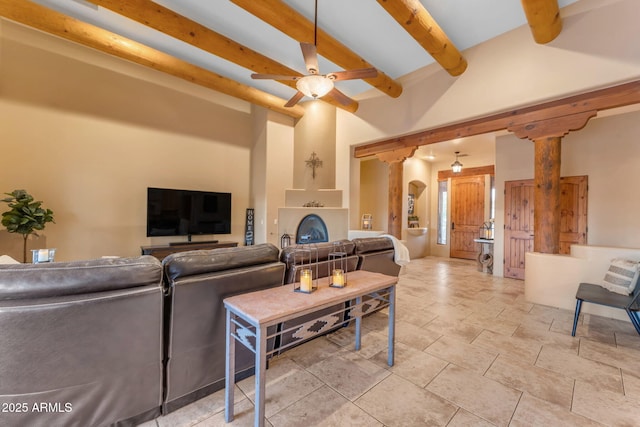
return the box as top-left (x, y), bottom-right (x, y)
top-left (408, 193), bottom-right (415, 215)
top-left (32, 248), bottom-right (56, 263)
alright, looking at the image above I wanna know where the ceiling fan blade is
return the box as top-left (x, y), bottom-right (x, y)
top-left (326, 68), bottom-right (378, 81)
top-left (284, 91), bottom-right (305, 107)
top-left (322, 87), bottom-right (354, 107)
top-left (300, 42), bottom-right (319, 75)
top-left (251, 73), bottom-right (300, 81)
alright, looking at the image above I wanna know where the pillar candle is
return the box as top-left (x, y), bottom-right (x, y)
top-left (332, 269), bottom-right (345, 287)
top-left (300, 269), bottom-right (313, 292)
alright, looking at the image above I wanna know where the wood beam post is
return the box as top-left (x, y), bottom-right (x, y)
top-left (376, 0), bottom-right (467, 76)
top-left (533, 137), bottom-right (561, 253)
top-left (521, 0), bottom-right (562, 44)
top-left (376, 147), bottom-right (417, 239)
top-left (86, 0), bottom-right (357, 113)
top-left (0, 0), bottom-right (305, 119)
top-left (509, 111), bottom-right (595, 254)
top-left (387, 161), bottom-right (404, 239)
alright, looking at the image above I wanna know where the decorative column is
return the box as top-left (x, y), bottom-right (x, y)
top-left (508, 111), bottom-right (596, 253)
top-left (376, 146), bottom-right (417, 239)
top-left (534, 136), bottom-right (561, 253)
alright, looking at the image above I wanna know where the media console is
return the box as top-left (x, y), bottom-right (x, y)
top-left (141, 241), bottom-right (238, 261)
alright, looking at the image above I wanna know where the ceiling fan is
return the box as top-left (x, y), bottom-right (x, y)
top-left (250, 0), bottom-right (378, 108)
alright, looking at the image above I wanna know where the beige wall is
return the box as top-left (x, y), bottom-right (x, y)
top-left (338, 0), bottom-right (640, 148)
top-left (0, 21), bottom-right (260, 261)
top-left (2, 0), bottom-right (640, 266)
top-left (359, 159), bottom-right (388, 232)
top-left (293, 101), bottom-right (337, 190)
top-left (0, 97), bottom-right (253, 261)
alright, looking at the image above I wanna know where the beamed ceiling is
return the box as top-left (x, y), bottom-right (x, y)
top-left (1, 0), bottom-right (579, 121)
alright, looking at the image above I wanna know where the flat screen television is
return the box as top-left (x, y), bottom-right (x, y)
top-left (146, 187), bottom-right (231, 237)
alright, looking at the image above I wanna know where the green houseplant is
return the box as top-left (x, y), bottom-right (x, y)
top-left (1, 189), bottom-right (55, 263)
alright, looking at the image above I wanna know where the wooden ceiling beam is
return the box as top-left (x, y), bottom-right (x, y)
top-left (84, 0), bottom-right (355, 113)
top-left (521, 0), bottom-right (562, 44)
top-left (376, 0), bottom-right (467, 76)
top-left (354, 79), bottom-right (640, 158)
top-left (0, 0), bottom-right (305, 119)
top-left (230, 0), bottom-right (403, 99)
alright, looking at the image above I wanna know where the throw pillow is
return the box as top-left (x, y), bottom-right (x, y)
top-left (0, 255), bottom-right (20, 264)
top-left (601, 258), bottom-right (640, 295)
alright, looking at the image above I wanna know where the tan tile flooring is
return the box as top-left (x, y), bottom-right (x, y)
top-left (140, 256), bottom-right (640, 427)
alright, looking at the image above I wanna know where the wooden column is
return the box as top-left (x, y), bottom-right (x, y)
top-left (387, 161), bottom-right (404, 238)
top-left (508, 111), bottom-right (596, 253)
top-left (533, 137), bottom-right (561, 253)
top-left (376, 147), bottom-right (417, 239)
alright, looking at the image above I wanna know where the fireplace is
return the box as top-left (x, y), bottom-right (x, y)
top-left (296, 214), bottom-right (329, 244)
top-left (277, 189), bottom-right (349, 245)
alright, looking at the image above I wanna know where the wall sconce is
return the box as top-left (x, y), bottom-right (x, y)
top-left (361, 214), bottom-right (372, 230)
top-left (451, 151), bottom-right (463, 173)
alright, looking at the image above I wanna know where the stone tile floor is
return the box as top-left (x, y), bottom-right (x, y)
top-left (140, 256), bottom-right (640, 426)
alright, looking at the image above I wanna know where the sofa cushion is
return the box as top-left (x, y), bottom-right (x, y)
top-left (280, 240), bottom-right (355, 266)
top-left (0, 256), bottom-right (162, 301)
top-left (163, 243), bottom-right (280, 281)
top-left (352, 236), bottom-right (394, 254)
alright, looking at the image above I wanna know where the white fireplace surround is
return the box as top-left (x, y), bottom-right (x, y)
top-left (278, 189), bottom-right (348, 244)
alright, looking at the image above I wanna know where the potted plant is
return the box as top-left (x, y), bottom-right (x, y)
top-left (408, 215), bottom-right (420, 228)
top-left (1, 189), bottom-right (55, 262)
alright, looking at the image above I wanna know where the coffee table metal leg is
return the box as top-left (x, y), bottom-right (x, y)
top-left (355, 296), bottom-right (362, 351)
top-left (254, 325), bottom-right (267, 427)
top-left (388, 285), bottom-right (396, 366)
top-left (224, 309), bottom-right (236, 422)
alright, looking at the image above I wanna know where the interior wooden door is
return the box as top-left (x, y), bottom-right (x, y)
top-left (450, 175), bottom-right (485, 259)
top-left (559, 176), bottom-right (588, 253)
top-left (504, 176), bottom-right (588, 280)
top-left (504, 180), bottom-right (535, 279)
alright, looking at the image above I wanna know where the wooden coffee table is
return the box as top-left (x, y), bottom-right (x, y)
top-left (224, 269), bottom-right (398, 427)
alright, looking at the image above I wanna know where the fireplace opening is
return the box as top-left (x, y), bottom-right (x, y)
top-left (296, 214), bottom-right (329, 244)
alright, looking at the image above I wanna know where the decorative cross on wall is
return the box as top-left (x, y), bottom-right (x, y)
top-left (305, 152), bottom-right (323, 180)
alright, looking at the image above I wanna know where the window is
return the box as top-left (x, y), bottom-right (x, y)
top-left (437, 180), bottom-right (447, 245)
top-left (490, 175), bottom-right (495, 220)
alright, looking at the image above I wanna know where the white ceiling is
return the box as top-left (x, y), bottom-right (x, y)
top-left (29, 0), bottom-right (580, 164)
top-left (33, 0), bottom-right (578, 101)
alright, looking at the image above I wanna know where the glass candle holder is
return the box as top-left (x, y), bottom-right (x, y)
top-left (328, 242), bottom-right (348, 288)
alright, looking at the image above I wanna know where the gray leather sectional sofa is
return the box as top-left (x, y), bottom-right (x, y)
top-left (0, 256), bottom-right (164, 427)
top-left (0, 237), bottom-right (401, 426)
top-left (161, 244), bottom-right (285, 413)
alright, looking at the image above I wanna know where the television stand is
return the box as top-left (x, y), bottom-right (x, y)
top-left (169, 239), bottom-right (218, 246)
top-left (141, 241), bottom-right (237, 261)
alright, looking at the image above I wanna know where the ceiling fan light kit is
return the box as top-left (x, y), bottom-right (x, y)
top-left (296, 75), bottom-right (334, 99)
top-left (249, 0), bottom-right (377, 107)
